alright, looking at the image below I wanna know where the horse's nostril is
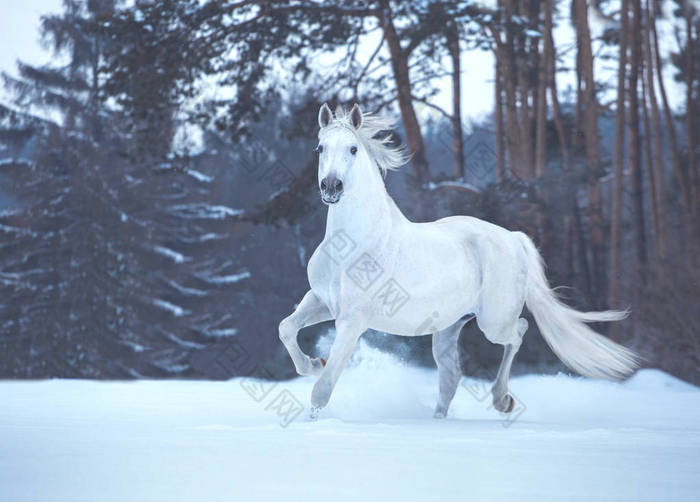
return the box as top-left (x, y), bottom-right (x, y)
top-left (321, 179), bottom-right (328, 190)
top-left (335, 180), bottom-right (343, 191)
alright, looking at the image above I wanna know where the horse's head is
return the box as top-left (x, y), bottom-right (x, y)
top-left (315, 103), bottom-right (369, 205)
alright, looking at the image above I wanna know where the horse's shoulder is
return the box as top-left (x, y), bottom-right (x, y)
top-left (306, 242), bottom-right (328, 273)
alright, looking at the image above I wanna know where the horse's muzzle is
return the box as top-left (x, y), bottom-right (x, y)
top-left (320, 175), bottom-right (343, 204)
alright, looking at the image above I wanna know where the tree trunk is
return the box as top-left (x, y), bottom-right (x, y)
top-left (535, 0), bottom-right (551, 178)
top-left (527, 1), bottom-right (542, 179)
top-left (516, 0), bottom-right (535, 180)
top-left (547, 18), bottom-right (575, 284)
top-left (547, 20), bottom-right (569, 172)
top-left (494, 57), bottom-right (506, 181)
top-left (379, 3), bottom-right (429, 182)
top-left (573, 22), bottom-right (584, 152)
top-left (533, 0), bottom-right (550, 257)
top-left (651, 0), bottom-right (690, 218)
top-left (642, 74), bottom-right (660, 260)
top-left (609, 0), bottom-right (629, 309)
top-left (500, 0), bottom-right (521, 178)
top-left (574, 198), bottom-right (594, 304)
top-left (684, 3), bottom-right (698, 220)
top-left (628, 0), bottom-right (648, 272)
top-left (643, 0), bottom-right (667, 260)
top-left (516, 60), bottom-right (531, 179)
top-left (574, 0), bottom-right (606, 306)
top-left (447, 21), bottom-right (464, 179)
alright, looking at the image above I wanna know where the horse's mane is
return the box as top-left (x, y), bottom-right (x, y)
top-left (319, 106), bottom-right (410, 176)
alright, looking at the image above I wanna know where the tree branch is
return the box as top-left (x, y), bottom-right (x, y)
top-left (410, 95), bottom-right (452, 120)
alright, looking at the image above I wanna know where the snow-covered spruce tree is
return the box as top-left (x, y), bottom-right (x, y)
top-left (0, 0), bottom-right (249, 378)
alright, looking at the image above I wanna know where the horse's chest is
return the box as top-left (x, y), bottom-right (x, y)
top-left (307, 242), bottom-right (388, 318)
top-left (307, 248), bottom-right (343, 316)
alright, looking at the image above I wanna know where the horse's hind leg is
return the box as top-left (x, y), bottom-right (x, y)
top-left (490, 318), bottom-right (528, 413)
top-left (432, 318), bottom-right (469, 418)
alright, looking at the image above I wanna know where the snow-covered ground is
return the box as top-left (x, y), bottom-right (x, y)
top-left (1, 343), bottom-right (699, 502)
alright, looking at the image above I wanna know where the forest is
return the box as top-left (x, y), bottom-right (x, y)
top-left (0, 0), bottom-right (698, 384)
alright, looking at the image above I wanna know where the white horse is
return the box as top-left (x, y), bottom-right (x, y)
top-left (279, 103), bottom-right (638, 419)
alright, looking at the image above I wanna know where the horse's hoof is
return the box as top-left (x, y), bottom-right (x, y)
top-left (505, 395), bottom-right (514, 413)
top-left (433, 410), bottom-right (446, 419)
top-left (309, 406), bottom-right (322, 421)
top-left (320, 358), bottom-right (326, 367)
top-left (494, 394), bottom-right (515, 413)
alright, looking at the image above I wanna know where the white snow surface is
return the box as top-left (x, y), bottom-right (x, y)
top-left (1, 343), bottom-right (699, 502)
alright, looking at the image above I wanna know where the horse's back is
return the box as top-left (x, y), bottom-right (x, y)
top-left (432, 214), bottom-right (512, 236)
top-left (427, 215), bottom-right (523, 256)
top-left (428, 214), bottom-right (529, 315)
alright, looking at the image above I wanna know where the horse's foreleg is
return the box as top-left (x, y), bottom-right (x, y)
top-left (432, 318), bottom-right (469, 418)
top-left (279, 290), bottom-right (332, 377)
top-left (491, 318), bottom-right (528, 413)
top-left (310, 319), bottom-right (364, 419)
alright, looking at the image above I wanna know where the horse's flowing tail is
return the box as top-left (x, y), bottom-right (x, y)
top-left (516, 232), bottom-right (639, 381)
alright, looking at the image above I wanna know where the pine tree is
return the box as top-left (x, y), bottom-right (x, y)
top-left (0, 0), bottom-right (250, 378)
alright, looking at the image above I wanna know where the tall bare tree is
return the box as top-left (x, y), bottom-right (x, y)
top-left (628, 0), bottom-right (648, 271)
top-left (447, 20), bottom-right (464, 179)
top-left (641, 73), bottom-right (660, 259)
top-left (378, 1), bottom-right (429, 181)
top-left (651, 0), bottom-right (690, 221)
top-left (535, 0), bottom-right (552, 178)
top-left (643, 0), bottom-right (668, 260)
top-left (491, 0), bottom-right (543, 180)
top-left (574, 0), bottom-right (606, 305)
top-left (683, 1), bottom-right (698, 220)
top-left (609, 0), bottom-right (630, 308)
top-left (494, 58), bottom-right (506, 182)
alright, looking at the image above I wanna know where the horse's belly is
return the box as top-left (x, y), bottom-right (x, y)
top-left (364, 262), bottom-right (479, 336)
top-left (366, 292), bottom-right (473, 335)
top-left (307, 222), bottom-right (482, 333)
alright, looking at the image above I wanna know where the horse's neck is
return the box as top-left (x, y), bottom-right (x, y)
top-left (325, 176), bottom-right (403, 246)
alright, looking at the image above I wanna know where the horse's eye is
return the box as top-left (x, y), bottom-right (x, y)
top-left (350, 146), bottom-right (357, 155)
top-left (314, 145), bottom-right (323, 154)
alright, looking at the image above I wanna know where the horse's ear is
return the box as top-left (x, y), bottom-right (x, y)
top-left (318, 103), bottom-right (332, 129)
top-left (349, 103), bottom-right (363, 130)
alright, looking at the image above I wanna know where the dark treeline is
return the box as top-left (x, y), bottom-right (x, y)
top-left (0, 0), bottom-right (698, 382)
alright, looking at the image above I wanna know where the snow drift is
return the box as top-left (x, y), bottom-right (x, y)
top-left (1, 342), bottom-right (698, 502)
